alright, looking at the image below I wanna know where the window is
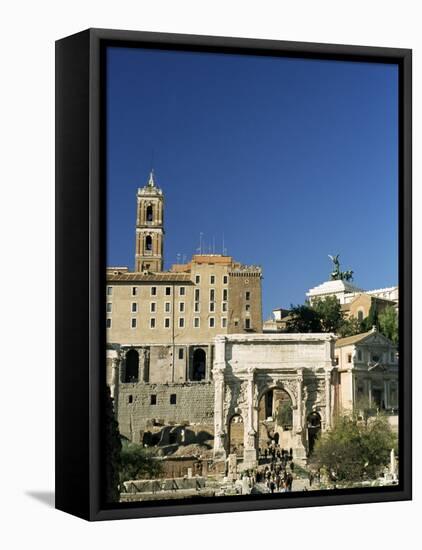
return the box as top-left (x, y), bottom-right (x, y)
top-left (151, 286), bottom-right (157, 296)
top-left (210, 289), bottom-right (215, 301)
top-left (106, 318), bottom-right (112, 328)
top-left (194, 302), bottom-right (200, 313)
top-left (195, 275), bottom-right (200, 284)
top-left (209, 317), bottom-right (215, 328)
top-left (357, 349), bottom-right (362, 361)
top-left (107, 286), bottom-right (113, 296)
top-left (209, 302), bottom-right (215, 312)
top-left (372, 354), bottom-right (380, 362)
top-left (170, 394), bottom-right (177, 405)
top-left (150, 318), bottom-right (156, 329)
top-left (234, 320), bottom-right (239, 327)
top-left (347, 353), bottom-right (352, 363)
top-left (179, 302), bottom-right (185, 313)
top-left (106, 302), bottom-right (112, 313)
top-left (131, 302), bottom-right (137, 313)
top-left (131, 318), bottom-right (137, 329)
top-left (178, 348), bottom-right (184, 360)
top-left (145, 235), bottom-right (152, 251)
top-left (245, 304), bottom-right (250, 312)
top-left (334, 356), bottom-right (339, 365)
top-left (132, 287), bottom-right (138, 296)
top-left (128, 395), bottom-right (133, 404)
top-left (150, 302), bottom-right (156, 313)
top-left (179, 318), bottom-right (185, 328)
top-left (164, 318), bottom-right (170, 328)
top-left (223, 289), bottom-right (228, 301)
top-left (245, 319), bottom-right (251, 329)
top-left (245, 291), bottom-right (250, 301)
top-left (165, 287), bottom-right (171, 296)
top-left (146, 204), bottom-right (153, 222)
top-left (223, 275), bottom-right (228, 284)
top-left (165, 302), bottom-right (171, 313)
top-left (150, 394), bottom-right (157, 405)
top-left (222, 317), bottom-right (227, 328)
top-left (195, 288), bottom-right (200, 301)
top-left (222, 302), bottom-right (228, 312)
top-left (210, 275), bottom-right (215, 285)
top-left (179, 287), bottom-right (185, 296)
top-left (124, 349), bottom-right (139, 383)
top-left (194, 317), bottom-right (200, 328)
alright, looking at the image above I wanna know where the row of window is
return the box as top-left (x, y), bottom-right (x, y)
top-left (106, 300), bottom-right (234, 314)
top-left (127, 394), bottom-right (177, 405)
top-left (106, 317), bottom-right (230, 329)
top-left (107, 285), bottom-right (235, 299)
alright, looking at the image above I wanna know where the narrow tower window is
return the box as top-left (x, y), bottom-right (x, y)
top-left (145, 235), bottom-right (152, 251)
top-left (146, 205), bottom-right (153, 222)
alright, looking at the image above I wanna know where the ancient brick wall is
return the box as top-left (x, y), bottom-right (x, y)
top-left (117, 382), bottom-right (215, 441)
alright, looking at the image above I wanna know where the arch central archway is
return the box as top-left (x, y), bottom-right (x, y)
top-left (257, 387), bottom-right (293, 452)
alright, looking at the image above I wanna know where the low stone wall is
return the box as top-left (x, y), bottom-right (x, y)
top-left (123, 476), bottom-right (205, 494)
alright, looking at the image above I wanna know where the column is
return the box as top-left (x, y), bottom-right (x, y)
top-left (296, 370), bottom-right (303, 432)
top-left (384, 380), bottom-right (389, 409)
top-left (110, 356), bottom-right (120, 415)
top-left (368, 378), bottom-right (372, 408)
top-left (213, 370), bottom-right (226, 460)
top-left (325, 370), bottom-right (332, 429)
top-left (243, 369), bottom-right (257, 468)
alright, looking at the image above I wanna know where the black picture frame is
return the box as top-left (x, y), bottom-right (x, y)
top-left (55, 28), bottom-right (412, 521)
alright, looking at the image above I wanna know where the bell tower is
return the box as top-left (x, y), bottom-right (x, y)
top-left (135, 170), bottom-right (164, 272)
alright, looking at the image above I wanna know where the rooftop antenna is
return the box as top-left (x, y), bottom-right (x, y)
top-left (212, 236), bottom-right (215, 254)
top-left (182, 254), bottom-right (187, 263)
top-left (222, 233), bottom-right (227, 255)
top-left (199, 232), bottom-right (204, 255)
top-left (176, 252), bottom-right (181, 264)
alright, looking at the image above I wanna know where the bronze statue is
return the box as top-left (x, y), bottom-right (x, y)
top-left (328, 254), bottom-right (354, 281)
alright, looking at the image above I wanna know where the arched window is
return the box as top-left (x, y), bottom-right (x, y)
top-left (146, 205), bottom-right (153, 222)
top-left (191, 348), bottom-right (206, 381)
top-left (145, 235), bottom-right (152, 251)
top-left (124, 349), bottom-right (139, 383)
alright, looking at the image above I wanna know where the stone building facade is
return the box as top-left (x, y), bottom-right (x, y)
top-left (106, 172), bottom-right (263, 441)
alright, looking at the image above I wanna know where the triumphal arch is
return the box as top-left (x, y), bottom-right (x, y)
top-left (212, 333), bottom-right (336, 468)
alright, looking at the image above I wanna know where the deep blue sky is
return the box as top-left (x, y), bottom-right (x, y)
top-left (106, 47), bottom-right (398, 319)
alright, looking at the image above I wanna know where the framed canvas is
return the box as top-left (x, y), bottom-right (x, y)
top-left (55, 28), bottom-right (412, 521)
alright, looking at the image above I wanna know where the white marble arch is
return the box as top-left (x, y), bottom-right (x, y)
top-left (212, 333), bottom-right (336, 468)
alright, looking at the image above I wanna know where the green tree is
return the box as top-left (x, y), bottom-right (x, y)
top-left (311, 415), bottom-right (397, 482)
top-left (104, 385), bottom-right (122, 503)
top-left (285, 303), bottom-right (322, 333)
top-left (362, 302), bottom-right (379, 332)
top-left (337, 316), bottom-right (363, 338)
top-left (378, 305), bottom-right (398, 345)
top-left (119, 441), bottom-right (163, 483)
top-left (312, 296), bottom-right (344, 333)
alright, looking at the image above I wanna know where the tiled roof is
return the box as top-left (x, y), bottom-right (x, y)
top-left (335, 329), bottom-right (373, 348)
